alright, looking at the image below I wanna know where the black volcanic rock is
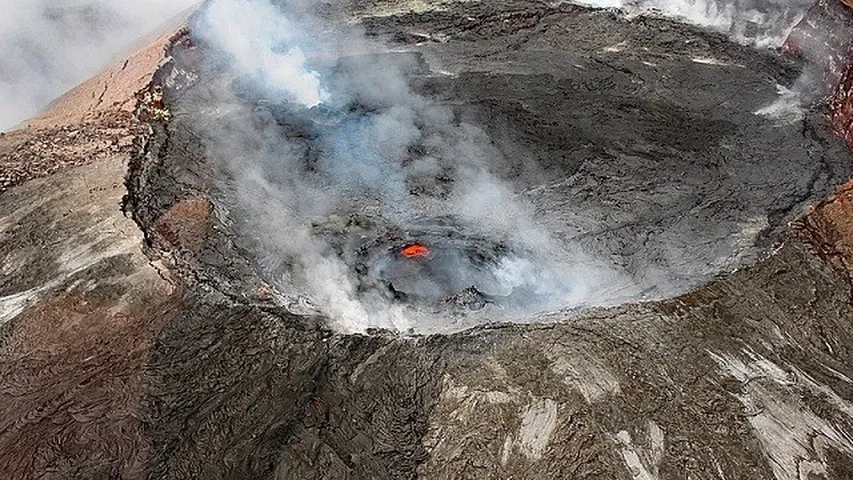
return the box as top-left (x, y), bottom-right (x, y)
top-left (2, 1), bottom-right (853, 479)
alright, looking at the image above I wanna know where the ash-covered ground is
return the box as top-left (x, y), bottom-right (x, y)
top-left (137, 0), bottom-right (852, 334)
top-left (6, 0), bottom-right (853, 478)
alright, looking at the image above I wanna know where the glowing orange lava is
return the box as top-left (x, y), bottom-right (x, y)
top-left (401, 243), bottom-right (431, 258)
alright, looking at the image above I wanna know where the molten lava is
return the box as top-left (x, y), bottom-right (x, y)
top-left (401, 243), bottom-right (431, 259)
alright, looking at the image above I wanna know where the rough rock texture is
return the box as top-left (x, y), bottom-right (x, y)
top-left (0, 13), bottom-right (190, 195)
top-left (786, 0), bottom-right (853, 148)
top-left (0, 20), bottom-right (183, 480)
top-left (154, 1), bottom-right (852, 333)
top-left (3, 1), bottom-right (853, 480)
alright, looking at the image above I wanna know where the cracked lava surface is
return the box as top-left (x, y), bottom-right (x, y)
top-left (2, 0), bottom-right (853, 479)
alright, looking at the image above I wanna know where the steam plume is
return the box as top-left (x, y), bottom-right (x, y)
top-left (190, 0), bottom-right (620, 332)
top-left (572, 0), bottom-right (812, 47)
top-left (187, 0), bottom-right (818, 333)
top-left (0, 0), bottom-right (200, 131)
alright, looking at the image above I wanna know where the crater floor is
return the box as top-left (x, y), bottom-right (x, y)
top-left (150, 1), bottom-right (851, 332)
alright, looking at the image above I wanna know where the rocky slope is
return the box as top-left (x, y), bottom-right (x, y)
top-left (2, 1), bottom-right (853, 479)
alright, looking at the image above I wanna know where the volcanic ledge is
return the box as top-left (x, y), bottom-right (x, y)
top-left (1, 1), bottom-right (853, 479)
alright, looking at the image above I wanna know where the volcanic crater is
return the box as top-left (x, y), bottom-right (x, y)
top-left (6, 0), bottom-right (853, 478)
top-left (130, 2), bottom-right (853, 334)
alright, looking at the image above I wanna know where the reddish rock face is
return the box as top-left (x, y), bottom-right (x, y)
top-left (785, 0), bottom-right (853, 147)
top-left (800, 181), bottom-right (853, 274)
top-left (784, 0), bottom-right (853, 77)
top-left (153, 197), bottom-right (215, 254)
top-left (786, 1), bottom-right (853, 273)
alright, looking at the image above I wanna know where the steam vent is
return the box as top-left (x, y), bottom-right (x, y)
top-left (9, 0), bottom-right (853, 477)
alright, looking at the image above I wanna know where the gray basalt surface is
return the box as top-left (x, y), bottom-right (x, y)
top-left (2, 1), bottom-right (853, 479)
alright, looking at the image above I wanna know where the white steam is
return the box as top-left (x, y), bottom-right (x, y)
top-left (198, 0), bottom-right (325, 106)
top-left (0, 0), bottom-right (200, 131)
top-left (2, 0), bottom-right (817, 332)
top-left (188, 0), bottom-right (816, 333)
top-left (565, 0), bottom-right (812, 48)
top-left (755, 84), bottom-right (805, 122)
top-left (191, 0), bottom-right (626, 333)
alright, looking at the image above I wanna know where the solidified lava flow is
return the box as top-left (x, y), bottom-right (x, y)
top-left (145, 0), bottom-right (853, 333)
top-left (10, 1), bottom-right (853, 479)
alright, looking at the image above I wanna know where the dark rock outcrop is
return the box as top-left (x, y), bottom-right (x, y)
top-left (3, 1), bottom-right (853, 479)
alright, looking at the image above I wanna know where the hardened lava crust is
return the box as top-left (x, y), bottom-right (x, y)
top-left (2, 1), bottom-right (853, 479)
